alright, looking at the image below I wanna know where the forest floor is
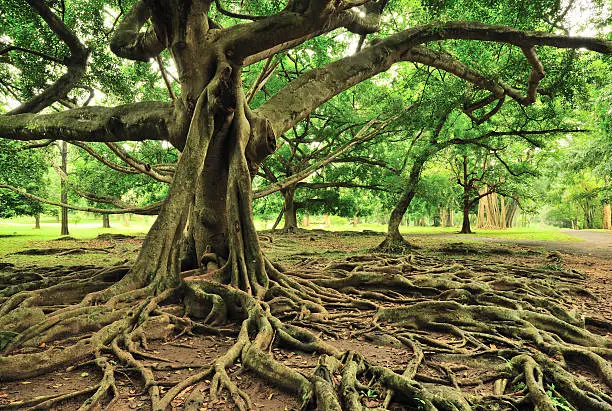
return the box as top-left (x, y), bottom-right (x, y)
top-left (0, 228), bottom-right (610, 410)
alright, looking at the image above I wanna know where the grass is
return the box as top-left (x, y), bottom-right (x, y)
top-left (0, 214), bottom-right (582, 268)
top-left (0, 215), bottom-right (152, 268)
top-left (255, 218), bottom-right (582, 242)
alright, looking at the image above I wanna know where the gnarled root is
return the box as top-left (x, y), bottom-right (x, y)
top-left (1, 249), bottom-right (611, 410)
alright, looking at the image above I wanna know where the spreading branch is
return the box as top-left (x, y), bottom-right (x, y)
top-left (0, 102), bottom-right (175, 144)
top-left (0, 183), bottom-right (162, 215)
top-left (257, 21), bottom-right (612, 136)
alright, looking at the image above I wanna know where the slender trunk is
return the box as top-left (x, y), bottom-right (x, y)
top-left (102, 214), bottom-right (111, 228)
top-left (303, 214), bottom-right (309, 227)
top-left (60, 140), bottom-right (69, 236)
top-left (323, 214), bottom-right (331, 227)
top-left (459, 156), bottom-right (473, 234)
top-left (271, 207), bottom-right (284, 230)
top-left (461, 206), bottom-right (472, 234)
top-left (446, 208), bottom-right (454, 227)
top-left (506, 198), bottom-right (518, 228)
top-left (281, 186), bottom-right (298, 230)
top-left (34, 214), bottom-right (40, 229)
top-left (460, 189), bottom-right (472, 234)
top-left (604, 203), bottom-right (611, 230)
top-left (385, 158), bottom-right (426, 243)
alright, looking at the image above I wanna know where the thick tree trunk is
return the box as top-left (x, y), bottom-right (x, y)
top-left (34, 214), bottom-right (40, 229)
top-left (102, 214), bottom-right (111, 228)
top-left (60, 140), bottom-right (69, 236)
top-left (281, 186), bottom-right (298, 231)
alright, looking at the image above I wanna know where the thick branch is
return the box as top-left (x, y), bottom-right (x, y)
top-left (0, 101), bottom-right (175, 144)
top-left (110, 0), bottom-right (165, 61)
top-left (257, 21), bottom-right (612, 135)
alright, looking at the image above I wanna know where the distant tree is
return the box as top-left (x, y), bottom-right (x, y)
top-left (0, 139), bottom-right (46, 226)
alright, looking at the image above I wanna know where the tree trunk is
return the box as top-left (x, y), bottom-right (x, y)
top-left (460, 189), bottom-right (472, 234)
top-left (303, 214), bottom-right (309, 227)
top-left (506, 198), bottom-right (518, 228)
top-left (102, 214), bottom-right (111, 228)
top-left (604, 203), bottom-right (611, 230)
top-left (380, 158), bottom-right (425, 247)
top-left (34, 214), bottom-right (40, 229)
top-left (281, 186), bottom-right (298, 231)
top-left (323, 214), bottom-right (331, 228)
top-left (60, 140), bottom-right (69, 236)
top-left (446, 208), bottom-right (454, 227)
top-left (477, 190), bottom-right (486, 228)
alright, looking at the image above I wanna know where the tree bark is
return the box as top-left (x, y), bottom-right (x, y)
top-left (460, 180), bottom-right (473, 234)
top-left (60, 141), bottom-right (69, 236)
top-left (102, 214), bottom-right (111, 228)
top-left (34, 214), bottom-right (40, 229)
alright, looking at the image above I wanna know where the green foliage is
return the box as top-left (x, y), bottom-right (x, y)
top-left (546, 384), bottom-right (572, 411)
top-left (0, 139), bottom-right (47, 218)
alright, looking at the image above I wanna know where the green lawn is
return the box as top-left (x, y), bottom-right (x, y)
top-left (254, 217), bottom-right (582, 242)
top-left (0, 215), bottom-right (580, 265)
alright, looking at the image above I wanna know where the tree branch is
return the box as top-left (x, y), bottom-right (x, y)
top-left (110, 0), bottom-right (165, 61)
top-left (257, 21), bottom-right (612, 135)
top-left (0, 101), bottom-right (176, 144)
top-left (0, 183), bottom-right (162, 215)
top-left (253, 114), bottom-right (399, 198)
top-left (105, 142), bottom-right (173, 183)
top-left (69, 141), bottom-right (140, 174)
top-left (8, 0), bottom-right (89, 114)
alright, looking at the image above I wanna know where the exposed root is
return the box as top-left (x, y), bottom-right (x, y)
top-left (1, 248), bottom-right (611, 410)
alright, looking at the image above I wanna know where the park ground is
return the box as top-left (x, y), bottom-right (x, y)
top-left (0, 217), bottom-right (610, 410)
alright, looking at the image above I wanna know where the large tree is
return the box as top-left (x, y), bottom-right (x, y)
top-left (1, 1), bottom-right (612, 410)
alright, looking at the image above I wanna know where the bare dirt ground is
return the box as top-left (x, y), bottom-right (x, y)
top-left (0, 229), bottom-right (610, 410)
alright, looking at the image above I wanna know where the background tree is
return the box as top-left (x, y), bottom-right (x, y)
top-left (0, 139), bottom-right (46, 227)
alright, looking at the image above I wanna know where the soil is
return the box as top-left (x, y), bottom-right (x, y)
top-left (0, 229), bottom-right (610, 410)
